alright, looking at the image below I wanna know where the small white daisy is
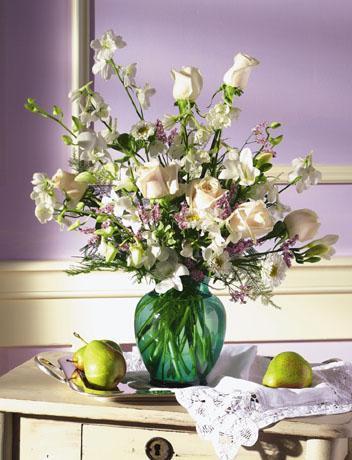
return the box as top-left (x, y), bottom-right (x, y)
top-left (262, 253), bottom-right (287, 288)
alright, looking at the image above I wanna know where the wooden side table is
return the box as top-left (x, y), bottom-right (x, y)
top-left (0, 353), bottom-right (352, 460)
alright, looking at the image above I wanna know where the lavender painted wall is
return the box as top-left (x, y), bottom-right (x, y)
top-left (1, 0), bottom-right (351, 259)
top-left (0, 1), bottom-right (351, 375)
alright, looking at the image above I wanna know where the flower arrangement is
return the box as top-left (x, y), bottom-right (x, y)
top-left (26, 30), bottom-right (338, 306)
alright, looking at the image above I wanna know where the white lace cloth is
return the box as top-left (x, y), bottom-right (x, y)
top-left (126, 345), bottom-right (352, 460)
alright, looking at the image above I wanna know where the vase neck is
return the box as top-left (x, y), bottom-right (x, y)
top-left (181, 276), bottom-right (210, 294)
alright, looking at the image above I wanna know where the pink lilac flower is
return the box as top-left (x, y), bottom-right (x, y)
top-left (137, 204), bottom-right (149, 224)
top-left (174, 202), bottom-right (189, 230)
top-left (184, 258), bottom-right (196, 269)
top-left (215, 192), bottom-right (232, 219)
top-left (99, 203), bottom-right (114, 214)
top-left (230, 285), bottom-right (250, 304)
top-left (227, 239), bottom-right (254, 256)
top-left (87, 235), bottom-right (99, 246)
top-left (191, 269), bottom-right (205, 282)
top-left (151, 203), bottom-right (161, 223)
top-left (252, 121), bottom-right (277, 157)
top-left (280, 235), bottom-right (298, 268)
top-left (168, 128), bottom-right (178, 146)
top-left (79, 227), bottom-right (95, 234)
top-left (155, 119), bottom-right (167, 143)
top-left (101, 219), bottom-right (111, 229)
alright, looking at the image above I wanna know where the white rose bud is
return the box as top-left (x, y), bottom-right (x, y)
top-left (284, 209), bottom-right (320, 242)
top-left (52, 169), bottom-right (88, 204)
top-left (223, 53), bottom-right (259, 90)
top-left (171, 66), bottom-right (203, 101)
top-left (186, 177), bottom-right (225, 210)
top-left (136, 162), bottom-right (179, 199)
top-left (227, 200), bottom-right (274, 241)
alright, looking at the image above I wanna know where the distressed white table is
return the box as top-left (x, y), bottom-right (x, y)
top-left (0, 353), bottom-right (352, 460)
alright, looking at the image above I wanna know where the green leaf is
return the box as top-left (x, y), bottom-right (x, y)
top-left (53, 105), bottom-right (63, 118)
top-left (259, 163), bottom-right (273, 173)
top-left (117, 133), bottom-right (136, 153)
top-left (269, 135), bottom-right (283, 146)
top-left (72, 116), bottom-right (82, 132)
top-left (269, 121), bottom-right (281, 129)
top-left (305, 256), bottom-right (321, 263)
top-left (62, 135), bottom-right (73, 145)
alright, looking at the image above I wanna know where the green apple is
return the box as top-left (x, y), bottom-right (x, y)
top-left (84, 340), bottom-right (126, 390)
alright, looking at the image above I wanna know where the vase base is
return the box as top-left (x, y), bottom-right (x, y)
top-left (150, 378), bottom-right (206, 388)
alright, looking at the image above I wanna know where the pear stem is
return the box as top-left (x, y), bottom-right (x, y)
top-left (73, 332), bottom-right (88, 344)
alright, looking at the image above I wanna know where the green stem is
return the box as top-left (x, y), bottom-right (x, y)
top-left (109, 60), bottom-right (143, 120)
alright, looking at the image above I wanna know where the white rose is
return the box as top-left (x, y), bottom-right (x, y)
top-left (52, 169), bottom-right (87, 204)
top-left (136, 162), bottom-right (179, 199)
top-left (227, 200), bottom-right (274, 241)
top-left (186, 177), bottom-right (225, 210)
top-left (171, 66), bottom-right (203, 101)
top-left (284, 209), bottom-right (320, 242)
top-left (223, 53), bottom-right (259, 90)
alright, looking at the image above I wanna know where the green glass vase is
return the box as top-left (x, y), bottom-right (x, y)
top-left (134, 276), bottom-right (226, 387)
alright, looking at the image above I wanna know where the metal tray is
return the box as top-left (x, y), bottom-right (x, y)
top-left (35, 354), bottom-right (176, 402)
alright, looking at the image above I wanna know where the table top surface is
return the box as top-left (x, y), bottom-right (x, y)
top-left (0, 352), bottom-right (352, 438)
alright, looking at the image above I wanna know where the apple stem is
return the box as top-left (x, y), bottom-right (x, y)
top-left (73, 331), bottom-right (88, 344)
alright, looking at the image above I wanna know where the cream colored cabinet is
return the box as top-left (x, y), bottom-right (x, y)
top-left (19, 418), bottom-right (81, 460)
top-left (0, 355), bottom-right (352, 460)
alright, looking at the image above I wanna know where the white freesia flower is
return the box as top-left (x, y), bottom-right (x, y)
top-left (167, 134), bottom-right (185, 159)
top-left (130, 121), bottom-right (155, 140)
top-left (307, 234), bottom-right (339, 260)
top-left (34, 200), bottom-right (55, 224)
top-left (223, 52), bottom-right (259, 90)
top-left (113, 166), bottom-right (135, 191)
top-left (149, 140), bottom-right (167, 158)
top-left (288, 152), bottom-right (322, 193)
top-left (155, 264), bottom-right (189, 293)
top-left (101, 118), bottom-right (119, 144)
top-left (180, 242), bottom-right (194, 258)
top-left (121, 63), bottom-right (137, 87)
top-left (181, 149), bottom-right (210, 178)
top-left (192, 125), bottom-right (212, 146)
top-left (162, 114), bottom-right (177, 130)
top-left (284, 209), bottom-right (320, 242)
top-left (262, 253), bottom-right (287, 288)
top-left (171, 66), bottom-right (203, 101)
top-left (136, 83), bottom-right (156, 110)
top-left (90, 30), bottom-right (126, 61)
top-left (77, 130), bottom-right (108, 163)
top-left (219, 148), bottom-right (260, 186)
top-left (80, 92), bottom-right (110, 125)
top-left (206, 103), bottom-right (240, 130)
top-left (92, 59), bottom-right (114, 80)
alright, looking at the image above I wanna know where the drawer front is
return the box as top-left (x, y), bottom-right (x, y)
top-left (20, 417), bottom-right (81, 460)
top-left (82, 424), bottom-right (216, 460)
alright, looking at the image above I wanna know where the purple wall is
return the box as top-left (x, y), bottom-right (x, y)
top-left (0, 0), bottom-right (351, 376)
top-left (1, 0), bottom-right (351, 259)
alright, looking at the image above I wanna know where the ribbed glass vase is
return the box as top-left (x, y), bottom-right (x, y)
top-left (134, 276), bottom-right (226, 387)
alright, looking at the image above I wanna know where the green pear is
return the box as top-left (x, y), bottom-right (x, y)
top-left (102, 340), bottom-right (122, 354)
top-left (72, 345), bottom-right (86, 370)
top-left (84, 340), bottom-right (126, 390)
top-left (262, 351), bottom-right (313, 388)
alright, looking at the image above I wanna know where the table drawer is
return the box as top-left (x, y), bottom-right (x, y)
top-left (82, 424), bottom-right (217, 459)
top-left (20, 417), bottom-right (81, 460)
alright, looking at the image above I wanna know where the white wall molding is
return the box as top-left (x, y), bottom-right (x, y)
top-left (0, 258), bottom-right (351, 300)
top-left (0, 258), bottom-right (351, 346)
top-left (272, 164), bottom-right (352, 184)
